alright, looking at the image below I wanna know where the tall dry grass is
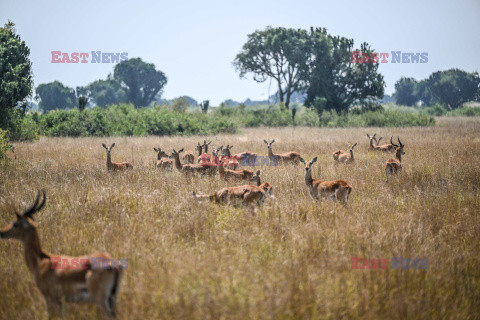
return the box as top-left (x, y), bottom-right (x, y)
top-left (0, 117), bottom-right (479, 319)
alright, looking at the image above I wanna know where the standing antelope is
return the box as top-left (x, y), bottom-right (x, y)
top-left (0, 191), bottom-right (123, 318)
top-left (102, 143), bottom-right (133, 171)
top-left (217, 158), bottom-right (254, 182)
top-left (300, 157), bottom-right (352, 205)
top-left (264, 139), bottom-right (302, 165)
top-left (154, 147), bottom-right (173, 170)
top-left (334, 143), bottom-right (357, 164)
top-left (385, 136), bottom-right (405, 181)
top-left (197, 140), bottom-right (213, 163)
top-left (172, 148), bottom-right (217, 176)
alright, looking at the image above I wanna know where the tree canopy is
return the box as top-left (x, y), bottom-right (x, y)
top-left (394, 77), bottom-right (418, 106)
top-left (78, 77), bottom-right (127, 107)
top-left (114, 58), bottom-right (167, 107)
top-left (35, 81), bottom-right (77, 112)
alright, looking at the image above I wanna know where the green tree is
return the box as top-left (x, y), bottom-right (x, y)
top-left (114, 58), bottom-right (167, 107)
top-left (413, 79), bottom-right (436, 106)
top-left (304, 28), bottom-right (385, 113)
top-left (0, 21), bottom-right (33, 133)
top-left (78, 77), bottom-right (127, 107)
top-left (428, 69), bottom-right (480, 110)
top-left (393, 77), bottom-right (418, 106)
top-left (233, 27), bottom-right (310, 109)
top-left (35, 81), bottom-right (77, 112)
top-left (199, 100), bottom-right (209, 114)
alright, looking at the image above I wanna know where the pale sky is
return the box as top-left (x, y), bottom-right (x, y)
top-left (1, 0), bottom-right (479, 105)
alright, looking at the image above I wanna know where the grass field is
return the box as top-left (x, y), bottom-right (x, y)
top-left (1, 117), bottom-right (479, 319)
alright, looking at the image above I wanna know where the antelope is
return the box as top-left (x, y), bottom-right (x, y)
top-left (154, 147), bottom-right (173, 170)
top-left (334, 143), bottom-right (357, 164)
top-left (385, 136), bottom-right (405, 181)
top-left (193, 179), bottom-right (270, 207)
top-left (217, 158), bottom-right (254, 182)
top-left (332, 146), bottom-right (349, 162)
top-left (220, 145), bottom-right (239, 170)
top-left (197, 140), bottom-right (213, 163)
top-left (234, 151), bottom-right (258, 166)
top-left (171, 148), bottom-right (217, 176)
top-left (367, 134), bottom-right (394, 152)
top-left (102, 143), bottom-right (133, 171)
top-left (264, 139), bottom-right (302, 165)
top-left (250, 170), bottom-right (273, 198)
top-left (182, 150), bottom-right (195, 164)
top-left (375, 136), bottom-right (396, 152)
top-left (300, 157), bottom-right (352, 205)
top-left (0, 191), bottom-right (123, 318)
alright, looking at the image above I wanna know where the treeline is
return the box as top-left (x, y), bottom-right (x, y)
top-left (9, 103), bottom-right (434, 141)
top-left (393, 69), bottom-right (480, 109)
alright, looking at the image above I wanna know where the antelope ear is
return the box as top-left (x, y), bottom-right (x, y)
top-left (311, 157), bottom-right (318, 163)
top-left (154, 148), bottom-right (158, 152)
top-left (378, 137), bottom-right (383, 143)
top-left (102, 143), bottom-right (107, 149)
top-left (179, 148), bottom-right (184, 153)
top-left (256, 170), bottom-right (260, 175)
top-left (271, 139), bottom-right (275, 144)
top-left (172, 148), bottom-right (176, 153)
top-left (299, 157), bottom-right (306, 164)
top-left (366, 134), bottom-right (370, 139)
top-left (353, 143), bottom-right (357, 148)
top-left (264, 140), bottom-right (268, 144)
top-left (110, 143), bottom-right (115, 149)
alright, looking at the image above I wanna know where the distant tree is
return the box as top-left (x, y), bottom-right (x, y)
top-left (78, 96), bottom-right (88, 111)
top-left (78, 77), bottom-right (127, 107)
top-left (233, 27), bottom-right (310, 109)
top-left (393, 77), bottom-right (418, 106)
top-left (304, 28), bottom-right (385, 113)
top-left (0, 21), bottom-right (33, 132)
top-left (35, 81), bottom-right (77, 112)
top-left (428, 69), bottom-right (480, 110)
top-left (413, 79), bottom-right (436, 106)
top-left (114, 58), bottom-right (167, 107)
top-left (221, 99), bottom-right (240, 107)
top-left (199, 100), bottom-right (210, 114)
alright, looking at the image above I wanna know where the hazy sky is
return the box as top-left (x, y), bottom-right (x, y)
top-left (1, 0), bottom-right (479, 105)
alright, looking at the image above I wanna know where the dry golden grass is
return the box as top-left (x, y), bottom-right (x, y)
top-left (1, 117), bottom-right (479, 319)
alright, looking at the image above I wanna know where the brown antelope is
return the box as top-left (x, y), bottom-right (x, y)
top-left (193, 179), bottom-right (270, 207)
top-left (154, 147), bottom-right (173, 170)
top-left (182, 151), bottom-right (195, 164)
top-left (332, 146), bottom-right (349, 162)
top-left (197, 140), bottom-right (213, 163)
top-left (250, 170), bottom-right (273, 198)
top-left (264, 139), bottom-right (302, 164)
top-left (367, 134), bottom-right (394, 152)
top-left (219, 145), bottom-right (239, 170)
top-left (375, 136), bottom-right (396, 152)
top-left (385, 136), bottom-right (405, 181)
top-left (0, 191), bottom-right (123, 318)
top-left (234, 151), bottom-right (258, 166)
top-left (300, 157), bottom-right (352, 205)
top-left (334, 143), bottom-right (357, 164)
top-left (102, 143), bottom-right (133, 171)
top-left (217, 158), bottom-right (254, 182)
top-left (171, 148), bottom-right (217, 176)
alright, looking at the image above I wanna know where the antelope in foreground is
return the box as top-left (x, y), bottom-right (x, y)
top-left (218, 157), bottom-right (254, 182)
top-left (385, 136), bottom-right (405, 181)
top-left (333, 143), bottom-right (357, 164)
top-left (102, 143), bottom-right (133, 171)
top-left (171, 148), bottom-right (217, 176)
top-left (154, 147), bottom-right (173, 170)
top-left (0, 191), bottom-right (123, 318)
top-left (367, 134), bottom-right (395, 152)
top-left (264, 139), bottom-right (302, 165)
top-left (193, 178), bottom-right (270, 207)
top-left (300, 157), bottom-right (352, 205)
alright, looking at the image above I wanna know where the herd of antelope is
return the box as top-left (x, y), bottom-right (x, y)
top-left (1, 134), bottom-right (405, 318)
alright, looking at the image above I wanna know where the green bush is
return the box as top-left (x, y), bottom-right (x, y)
top-left (0, 128), bottom-right (14, 162)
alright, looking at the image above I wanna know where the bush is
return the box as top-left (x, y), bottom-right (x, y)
top-left (0, 128), bottom-right (14, 162)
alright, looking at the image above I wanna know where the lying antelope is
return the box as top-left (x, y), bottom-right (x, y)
top-left (250, 170), bottom-right (273, 198)
top-left (375, 136), bottom-right (396, 152)
top-left (264, 139), bottom-right (302, 165)
top-left (102, 143), bottom-right (133, 171)
top-left (385, 136), bottom-right (405, 181)
top-left (193, 180), bottom-right (270, 207)
top-left (367, 134), bottom-right (394, 152)
top-left (218, 158), bottom-right (254, 182)
top-left (0, 191), bottom-right (123, 318)
top-left (172, 148), bottom-right (217, 176)
top-left (334, 143), bottom-right (357, 164)
top-left (154, 147), bottom-right (173, 170)
top-left (333, 146), bottom-right (349, 162)
top-left (300, 157), bottom-right (352, 205)
top-left (220, 145), bottom-right (239, 170)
